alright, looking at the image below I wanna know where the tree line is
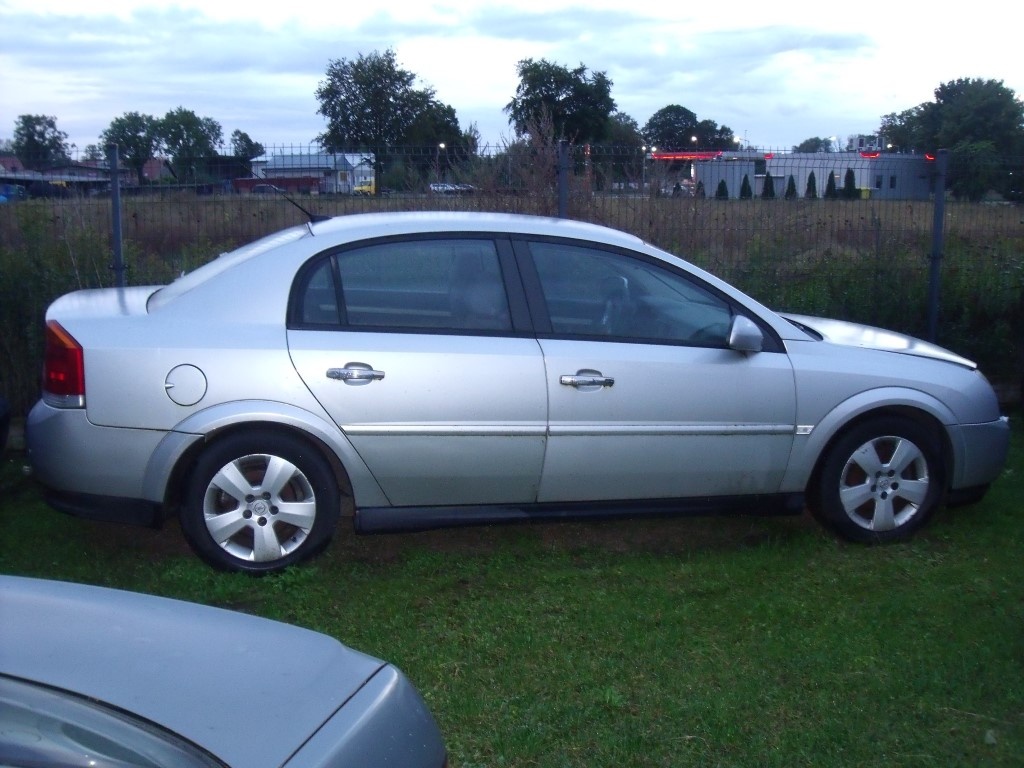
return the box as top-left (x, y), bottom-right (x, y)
top-left (4, 49), bottom-right (1022, 201)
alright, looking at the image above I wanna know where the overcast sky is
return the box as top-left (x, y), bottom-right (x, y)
top-left (2, 0), bottom-right (1020, 154)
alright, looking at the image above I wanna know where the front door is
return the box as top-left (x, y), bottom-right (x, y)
top-left (526, 241), bottom-right (796, 502)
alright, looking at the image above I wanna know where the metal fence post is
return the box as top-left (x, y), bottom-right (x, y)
top-left (927, 148), bottom-right (948, 342)
top-left (107, 143), bottom-right (126, 288)
top-left (557, 140), bottom-right (569, 218)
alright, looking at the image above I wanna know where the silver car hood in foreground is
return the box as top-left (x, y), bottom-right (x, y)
top-left (780, 313), bottom-right (977, 369)
top-left (0, 576), bottom-right (426, 768)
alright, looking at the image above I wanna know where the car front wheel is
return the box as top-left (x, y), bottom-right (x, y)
top-left (811, 416), bottom-right (944, 543)
top-left (180, 430), bottom-right (340, 573)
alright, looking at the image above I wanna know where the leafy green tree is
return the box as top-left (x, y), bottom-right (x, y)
top-left (715, 179), bottom-right (729, 199)
top-left (762, 173), bottom-right (776, 200)
top-left (694, 119), bottom-right (736, 150)
top-left (605, 111), bottom-right (643, 146)
top-left (406, 99), bottom-right (463, 173)
top-left (159, 107), bottom-right (222, 182)
top-left (740, 174), bottom-right (752, 199)
top-left (879, 79), bottom-right (1024, 198)
top-left (316, 49), bottom-right (456, 192)
top-left (81, 144), bottom-right (104, 161)
top-left (842, 168), bottom-right (858, 199)
top-left (642, 106), bottom-right (735, 151)
top-left (230, 130), bottom-right (264, 160)
top-left (101, 112), bottom-right (161, 185)
top-left (792, 137), bottom-right (835, 153)
top-left (12, 114), bottom-right (69, 170)
top-left (805, 171), bottom-right (818, 199)
top-left (505, 58), bottom-right (615, 143)
top-left (949, 140), bottom-right (1000, 201)
top-left (642, 105), bottom-right (698, 149)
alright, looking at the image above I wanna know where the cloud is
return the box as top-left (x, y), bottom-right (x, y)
top-left (0, 1), bottom-right (1020, 154)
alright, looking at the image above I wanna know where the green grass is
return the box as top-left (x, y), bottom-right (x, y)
top-left (1, 418), bottom-right (1022, 767)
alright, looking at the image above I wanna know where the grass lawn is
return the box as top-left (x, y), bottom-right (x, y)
top-left (1, 416), bottom-right (1021, 767)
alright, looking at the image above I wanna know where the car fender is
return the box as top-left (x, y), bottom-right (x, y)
top-left (141, 400), bottom-right (389, 507)
top-left (780, 386), bottom-right (959, 492)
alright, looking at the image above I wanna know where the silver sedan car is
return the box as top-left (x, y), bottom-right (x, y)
top-left (26, 212), bottom-right (1009, 572)
top-left (0, 575), bottom-right (447, 767)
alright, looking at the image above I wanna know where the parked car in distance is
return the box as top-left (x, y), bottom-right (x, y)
top-left (26, 212), bottom-right (1010, 573)
top-left (353, 180), bottom-right (392, 196)
top-left (251, 183), bottom-right (285, 194)
top-left (0, 575), bottom-right (447, 768)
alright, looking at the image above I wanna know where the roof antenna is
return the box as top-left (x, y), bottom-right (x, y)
top-left (278, 189), bottom-right (331, 224)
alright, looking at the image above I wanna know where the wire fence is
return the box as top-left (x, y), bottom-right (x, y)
top-left (1, 144), bottom-right (1022, 415)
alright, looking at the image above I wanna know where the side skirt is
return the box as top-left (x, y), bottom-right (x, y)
top-left (353, 493), bottom-right (805, 534)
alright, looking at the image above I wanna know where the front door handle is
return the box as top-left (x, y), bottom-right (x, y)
top-left (559, 369), bottom-right (614, 389)
top-left (327, 363), bottom-right (385, 385)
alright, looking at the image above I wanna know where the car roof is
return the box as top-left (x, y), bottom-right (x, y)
top-left (305, 210), bottom-right (650, 249)
top-left (0, 576), bottom-right (385, 768)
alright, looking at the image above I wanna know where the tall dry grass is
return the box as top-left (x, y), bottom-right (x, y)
top-left (1, 191), bottom-right (1021, 415)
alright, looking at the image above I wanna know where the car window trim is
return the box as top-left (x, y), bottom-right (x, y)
top-left (287, 232), bottom-right (534, 337)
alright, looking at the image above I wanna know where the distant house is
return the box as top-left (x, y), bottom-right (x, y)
top-left (245, 152), bottom-right (375, 195)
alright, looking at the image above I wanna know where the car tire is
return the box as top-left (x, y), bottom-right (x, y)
top-left (180, 430), bottom-right (340, 573)
top-left (810, 416), bottom-right (944, 543)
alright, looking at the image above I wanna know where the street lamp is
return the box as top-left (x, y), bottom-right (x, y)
top-left (641, 145), bottom-right (656, 192)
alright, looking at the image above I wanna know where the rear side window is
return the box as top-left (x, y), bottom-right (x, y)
top-left (292, 239), bottom-right (512, 332)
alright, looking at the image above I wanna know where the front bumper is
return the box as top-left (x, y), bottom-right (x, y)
top-left (950, 415), bottom-right (1011, 491)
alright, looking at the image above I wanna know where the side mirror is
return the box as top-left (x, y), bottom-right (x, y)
top-left (728, 315), bottom-right (763, 353)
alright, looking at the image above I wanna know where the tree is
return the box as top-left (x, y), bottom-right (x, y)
top-left (12, 114), bottom-right (69, 170)
top-left (792, 137), bottom-right (835, 153)
top-left (505, 58), bottom-right (615, 143)
top-left (159, 108), bottom-right (222, 182)
top-left (932, 78), bottom-right (1024, 153)
top-left (762, 173), bottom-right (776, 200)
top-left (805, 171), bottom-right (818, 199)
top-left (316, 49), bottom-right (450, 193)
top-left (784, 175), bottom-right (797, 200)
top-left (715, 179), bottom-right (729, 199)
top-left (878, 78), bottom-right (1024, 199)
top-left (642, 105), bottom-right (698, 149)
top-left (740, 174), bottom-right (753, 199)
top-left (230, 130), bottom-right (264, 160)
top-left (101, 112), bottom-right (161, 185)
top-left (605, 111), bottom-right (643, 146)
top-left (842, 168), bottom-right (858, 199)
top-left (824, 170), bottom-right (838, 199)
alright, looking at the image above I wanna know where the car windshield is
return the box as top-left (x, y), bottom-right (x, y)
top-left (148, 225), bottom-right (312, 311)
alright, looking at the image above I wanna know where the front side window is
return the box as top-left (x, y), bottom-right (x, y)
top-left (294, 239), bottom-right (512, 332)
top-left (529, 242), bottom-right (734, 346)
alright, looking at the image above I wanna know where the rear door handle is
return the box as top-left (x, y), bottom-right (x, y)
top-left (327, 363), bottom-right (385, 385)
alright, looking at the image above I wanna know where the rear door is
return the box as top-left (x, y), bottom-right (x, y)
top-left (288, 236), bottom-right (547, 507)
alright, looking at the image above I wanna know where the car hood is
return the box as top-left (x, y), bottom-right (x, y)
top-left (0, 576), bottom-right (385, 768)
top-left (780, 313), bottom-right (976, 369)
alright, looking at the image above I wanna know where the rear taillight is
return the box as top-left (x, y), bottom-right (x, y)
top-left (42, 321), bottom-right (85, 408)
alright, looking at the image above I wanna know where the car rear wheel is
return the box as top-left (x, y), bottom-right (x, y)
top-left (811, 416), bottom-right (944, 543)
top-left (180, 430), bottom-right (340, 573)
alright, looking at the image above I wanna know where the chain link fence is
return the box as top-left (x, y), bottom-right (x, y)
top-left (1, 144), bottom-right (1022, 415)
